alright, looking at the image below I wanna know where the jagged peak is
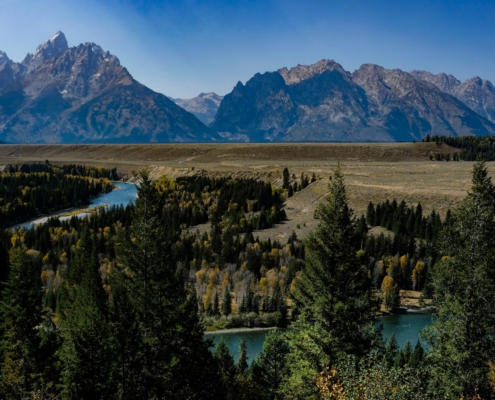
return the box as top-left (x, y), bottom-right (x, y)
top-left (49, 31), bottom-right (64, 41)
top-left (278, 59), bottom-right (348, 85)
top-left (410, 69), bottom-right (460, 82)
top-left (22, 30), bottom-right (68, 71)
top-left (0, 50), bottom-right (11, 63)
top-left (462, 76), bottom-right (494, 89)
top-left (35, 31), bottom-right (68, 55)
top-left (354, 63), bottom-right (386, 73)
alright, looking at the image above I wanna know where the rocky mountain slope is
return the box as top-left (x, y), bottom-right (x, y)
top-left (0, 32), bottom-right (215, 143)
top-left (172, 92), bottom-right (223, 125)
top-left (411, 70), bottom-right (495, 124)
top-left (212, 60), bottom-right (495, 141)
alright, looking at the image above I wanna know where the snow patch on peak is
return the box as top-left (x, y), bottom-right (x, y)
top-left (91, 43), bottom-right (103, 54)
top-left (49, 31), bottom-right (64, 42)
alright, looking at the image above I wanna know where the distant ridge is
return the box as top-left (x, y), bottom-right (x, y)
top-left (172, 92), bottom-right (223, 125)
top-left (410, 70), bottom-right (495, 125)
top-left (212, 59), bottom-right (495, 142)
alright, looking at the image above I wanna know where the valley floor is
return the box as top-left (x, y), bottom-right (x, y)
top-left (1, 142), bottom-right (485, 239)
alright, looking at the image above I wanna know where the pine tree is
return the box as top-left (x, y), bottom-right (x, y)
top-left (213, 291), bottom-right (220, 315)
top-left (250, 330), bottom-right (290, 400)
top-left (236, 339), bottom-right (248, 377)
top-left (282, 168), bottom-right (290, 190)
top-left (59, 238), bottom-right (112, 400)
top-left (366, 201), bottom-right (375, 225)
top-left (222, 286), bottom-right (232, 316)
top-left (0, 247), bottom-right (43, 398)
top-left (115, 169), bottom-right (221, 399)
top-left (384, 333), bottom-right (399, 366)
top-left (409, 340), bottom-right (424, 368)
top-left (214, 338), bottom-right (237, 400)
top-left (282, 164), bottom-right (379, 399)
top-left (108, 270), bottom-right (144, 399)
top-left (423, 159), bottom-right (495, 398)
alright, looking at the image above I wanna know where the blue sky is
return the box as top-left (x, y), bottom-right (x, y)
top-left (1, 0), bottom-right (494, 98)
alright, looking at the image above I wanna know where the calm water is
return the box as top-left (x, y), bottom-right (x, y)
top-left (206, 312), bottom-right (433, 363)
top-left (9, 182), bottom-right (138, 230)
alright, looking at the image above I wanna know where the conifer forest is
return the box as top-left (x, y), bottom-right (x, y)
top-left (0, 160), bottom-right (494, 399)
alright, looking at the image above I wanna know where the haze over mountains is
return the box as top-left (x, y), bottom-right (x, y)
top-left (1, 32), bottom-right (495, 143)
top-left (171, 93), bottom-right (223, 125)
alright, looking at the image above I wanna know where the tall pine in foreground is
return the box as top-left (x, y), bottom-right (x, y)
top-left (115, 169), bottom-right (222, 399)
top-left (59, 232), bottom-right (113, 399)
top-left (0, 247), bottom-right (43, 399)
top-left (250, 329), bottom-right (290, 400)
top-left (282, 164), bottom-right (379, 399)
top-left (423, 159), bottom-right (495, 398)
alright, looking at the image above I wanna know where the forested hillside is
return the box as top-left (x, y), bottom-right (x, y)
top-left (0, 162), bottom-right (493, 398)
top-left (423, 135), bottom-right (495, 161)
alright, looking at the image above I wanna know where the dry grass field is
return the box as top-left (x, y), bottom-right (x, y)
top-left (1, 142), bottom-right (489, 239)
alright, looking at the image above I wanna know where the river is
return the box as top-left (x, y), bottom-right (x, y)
top-left (9, 182), bottom-right (138, 230)
top-left (205, 312), bottom-right (434, 364)
top-left (8, 184), bottom-right (433, 364)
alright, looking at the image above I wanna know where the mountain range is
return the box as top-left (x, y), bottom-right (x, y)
top-left (0, 32), bottom-right (215, 143)
top-left (1, 32), bottom-right (495, 143)
top-left (212, 60), bottom-right (495, 141)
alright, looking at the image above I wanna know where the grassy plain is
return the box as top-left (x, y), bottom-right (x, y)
top-left (0, 142), bottom-right (487, 241)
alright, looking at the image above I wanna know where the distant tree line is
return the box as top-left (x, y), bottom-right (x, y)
top-left (423, 134), bottom-right (495, 161)
top-left (7, 162), bottom-right (120, 180)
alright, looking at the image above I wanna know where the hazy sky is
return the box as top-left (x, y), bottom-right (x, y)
top-left (1, 0), bottom-right (494, 98)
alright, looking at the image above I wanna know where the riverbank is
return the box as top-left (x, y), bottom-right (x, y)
top-left (205, 312), bottom-right (434, 364)
top-left (377, 305), bottom-right (435, 317)
top-left (204, 327), bottom-right (278, 335)
top-left (7, 182), bottom-right (137, 230)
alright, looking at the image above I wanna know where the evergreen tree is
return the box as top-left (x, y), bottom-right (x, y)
top-left (59, 238), bottom-right (112, 400)
top-left (214, 338), bottom-right (237, 400)
top-left (282, 164), bottom-right (379, 399)
top-left (423, 159), bottom-right (495, 398)
top-left (366, 201), bottom-right (375, 226)
top-left (409, 340), bottom-right (424, 368)
top-left (108, 270), bottom-right (144, 399)
top-left (222, 286), bottom-right (232, 316)
top-left (213, 291), bottom-right (220, 315)
top-left (37, 313), bottom-right (62, 396)
top-left (236, 339), bottom-right (248, 377)
top-left (250, 330), bottom-right (290, 400)
top-left (0, 247), bottom-right (43, 398)
top-left (116, 169), bottom-right (221, 399)
top-left (384, 333), bottom-right (399, 366)
top-left (282, 168), bottom-right (290, 190)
